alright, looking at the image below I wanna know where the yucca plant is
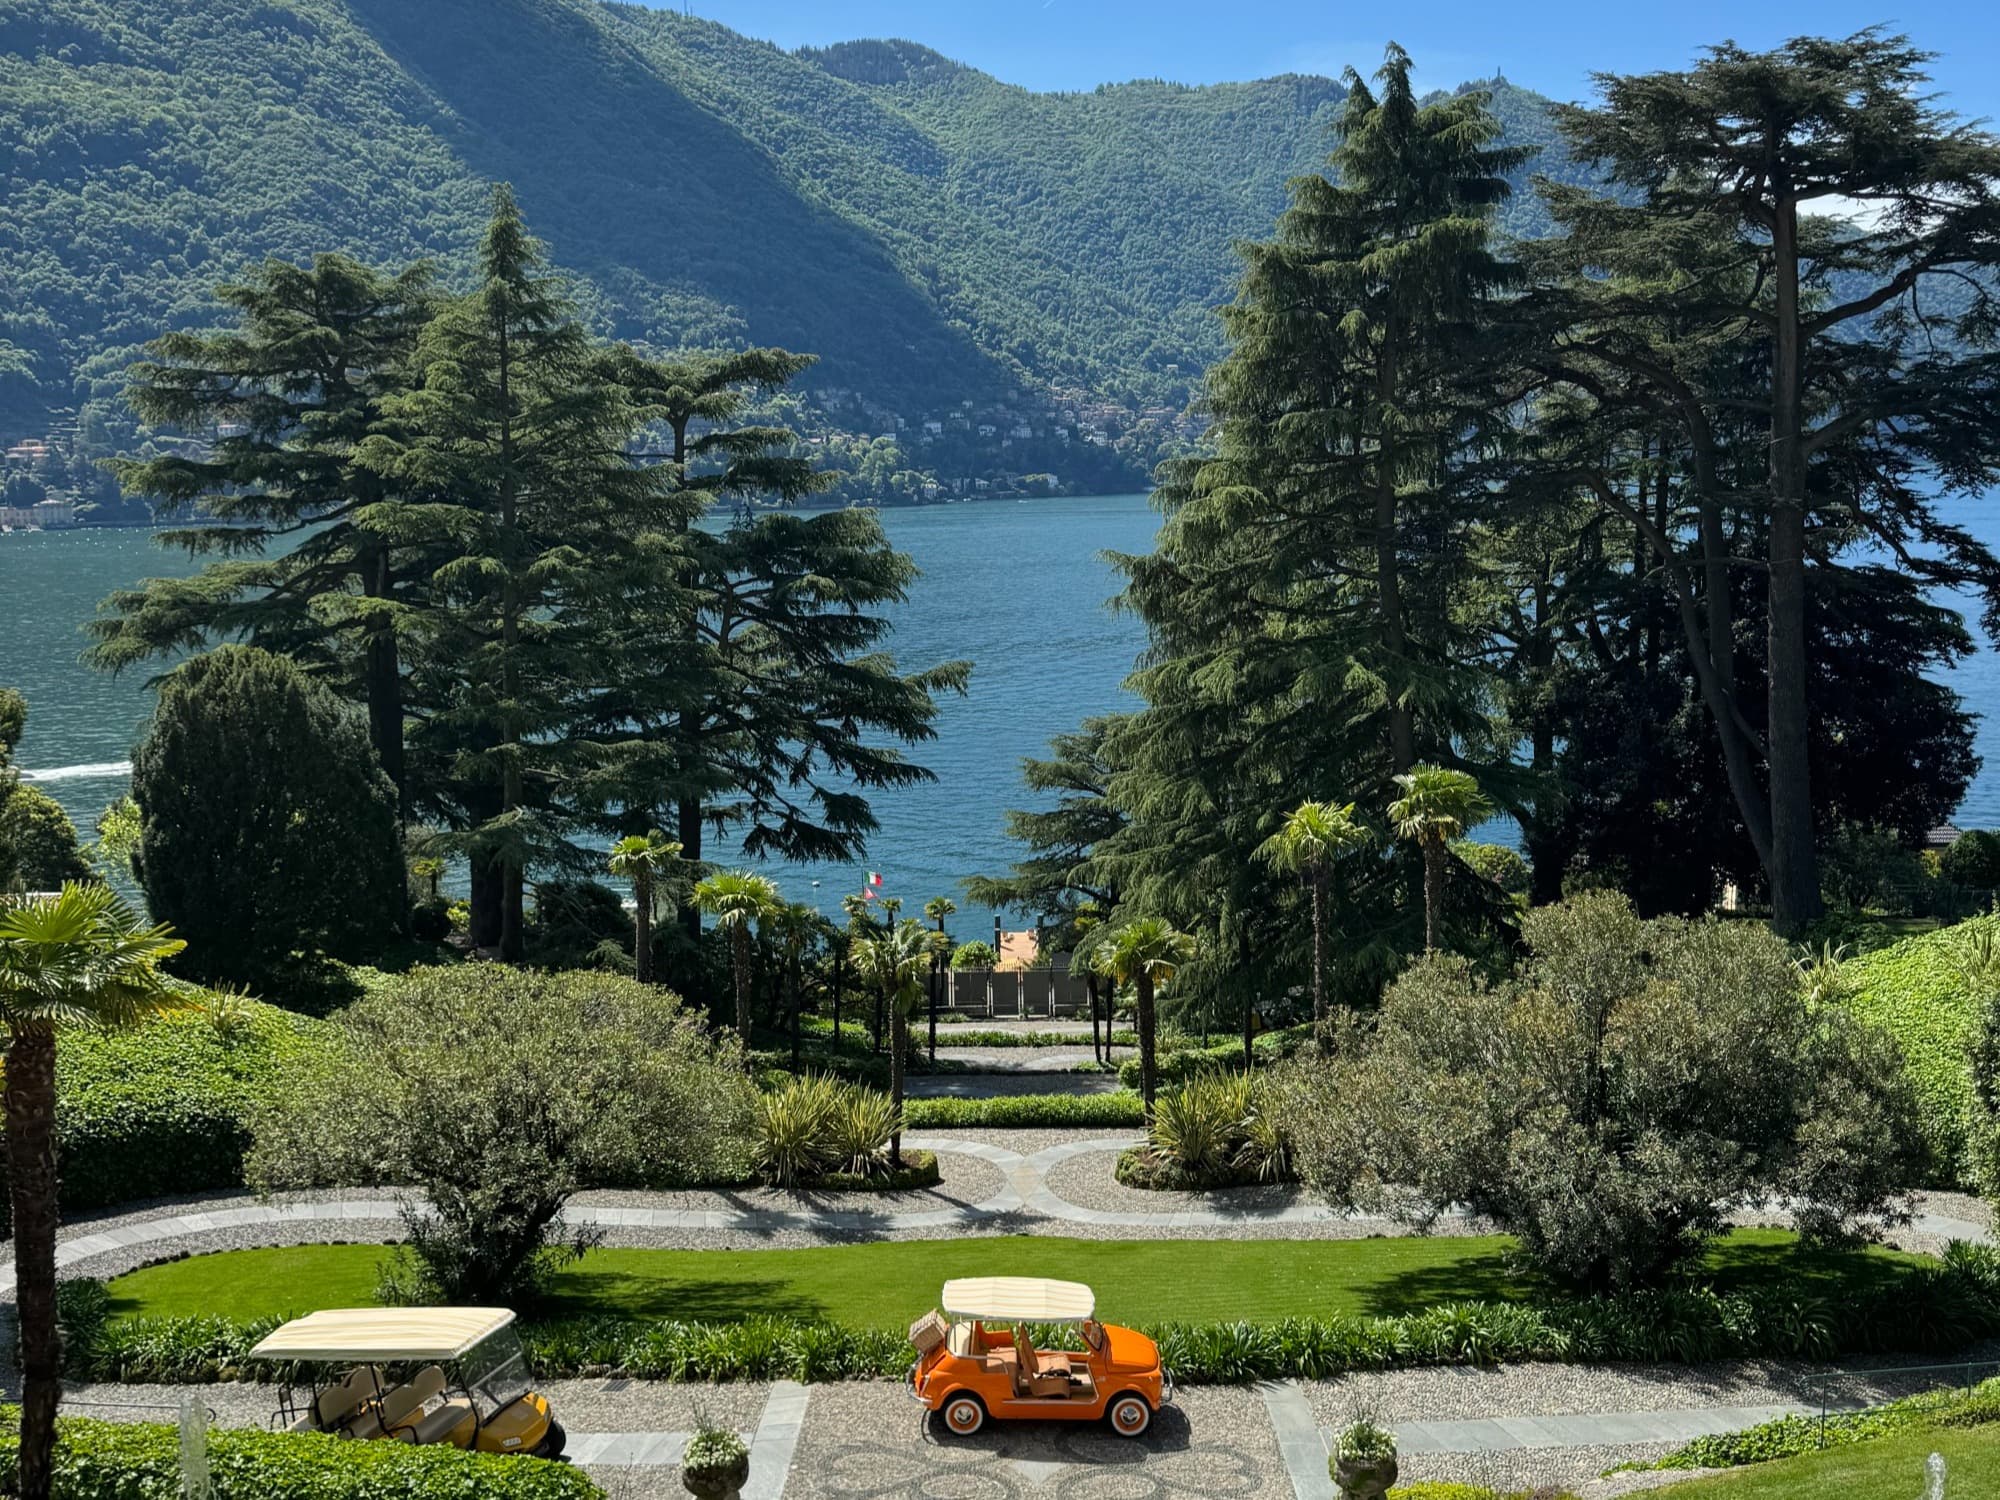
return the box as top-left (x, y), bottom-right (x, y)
top-left (1149, 1069), bottom-right (1251, 1177)
top-left (828, 1083), bottom-right (900, 1177)
top-left (752, 1074), bottom-right (845, 1187)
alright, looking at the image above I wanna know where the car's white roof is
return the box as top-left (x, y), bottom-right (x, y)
top-left (941, 1277), bottom-right (1094, 1322)
top-left (248, 1307), bottom-right (516, 1361)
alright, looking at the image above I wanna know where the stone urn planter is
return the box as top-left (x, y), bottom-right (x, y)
top-left (681, 1453), bottom-right (749, 1500)
top-left (1331, 1453), bottom-right (1399, 1500)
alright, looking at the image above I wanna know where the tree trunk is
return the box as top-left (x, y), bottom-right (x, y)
top-left (732, 929), bottom-right (753, 1042)
top-left (1241, 983), bottom-right (1254, 1070)
top-left (6, 1024), bottom-right (62, 1500)
top-left (1086, 973), bottom-right (1102, 1064)
top-left (1375, 338), bottom-right (1416, 773)
top-left (1422, 838), bottom-right (1445, 952)
top-left (362, 547), bottom-right (409, 936)
top-left (788, 953), bottom-right (802, 1071)
top-left (1766, 192), bottom-right (1821, 937)
top-left (1136, 975), bottom-right (1159, 1118)
top-left (872, 990), bottom-right (885, 1056)
top-left (676, 798), bottom-right (703, 940)
top-left (1309, 869), bottom-right (1328, 1023)
top-left (633, 870), bottom-right (653, 985)
top-left (469, 851), bottom-right (503, 950)
top-left (830, 951), bottom-right (843, 1045)
top-left (889, 1004), bottom-right (906, 1168)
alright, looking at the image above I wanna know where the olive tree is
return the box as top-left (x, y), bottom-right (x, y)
top-left (1289, 891), bottom-right (1921, 1289)
top-left (247, 965), bottom-right (756, 1302)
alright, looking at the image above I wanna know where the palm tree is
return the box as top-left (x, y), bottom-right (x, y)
top-left (0, 885), bottom-right (188, 1500)
top-left (923, 895), bottom-right (956, 1063)
top-left (607, 831), bottom-right (681, 985)
top-left (1069, 901), bottom-right (1112, 1064)
top-left (1255, 801), bottom-right (1372, 1023)
top-left (765, 901), bottom-right (821, 1070)
top-left (1079, 916), bottom-right (1196, 1117)
top-left (850, 918), bottom-right (945, 1166)
top-left (693, 871), bottom-right (780, 1042)
top-left (1389, 766), bottom-right (1495, 952)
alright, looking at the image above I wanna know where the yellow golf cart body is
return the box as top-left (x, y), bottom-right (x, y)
top-left (250, 1307), bottom-right (562, 1458)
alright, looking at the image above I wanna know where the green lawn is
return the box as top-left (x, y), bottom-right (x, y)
top-left (1648, 1425), bottom-right (1998, 1497)
top-left (104, 1229), bottom-right (1923, 1331)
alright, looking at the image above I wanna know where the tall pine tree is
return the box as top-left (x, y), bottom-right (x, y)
top-left (360, 186), bottom-right (673, 957)
top-left (1538, 30), bottom-right (2000, 931)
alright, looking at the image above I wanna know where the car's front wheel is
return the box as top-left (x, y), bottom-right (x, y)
top-left (535, 1419), bottom-right (567, 1459)
top-left (1107, 1393), bottom-right (1151, 1438)
top-left (940, 1393), bottom-right (987, 1436)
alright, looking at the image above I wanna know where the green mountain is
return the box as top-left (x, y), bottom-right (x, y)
top-left (0, 0), bottom-right (1582, 444)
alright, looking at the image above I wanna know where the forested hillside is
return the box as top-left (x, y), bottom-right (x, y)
top-left (0, 0), bottom-right (1583, 441)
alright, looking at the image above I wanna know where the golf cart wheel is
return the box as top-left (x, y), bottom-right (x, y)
top-left (940, 1393), bottom-right (987, 1436)
top-left (1107, 1393), bottom-right (1151, 1438)
top-left (536, 1420), bottom-right (566, 1459)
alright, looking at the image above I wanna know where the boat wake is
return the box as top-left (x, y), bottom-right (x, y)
top-left (19, 760), bottom-right (132, 783)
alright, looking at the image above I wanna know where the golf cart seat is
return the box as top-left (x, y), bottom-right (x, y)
top-left (309, 1365), bottom-right (381, 1435)
top-left (380, 1365), bottom-right (472, 1444)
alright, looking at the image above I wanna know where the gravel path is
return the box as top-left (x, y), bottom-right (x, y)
top-left (904, 1071), bottom-right (1121, 1098)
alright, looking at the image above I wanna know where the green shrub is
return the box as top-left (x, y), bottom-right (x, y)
top-left (1843, 914), bottom-right (2000, 1183)
top-left (1294, 895), bottom-right (1925, 1288)
top-left (1943, 831), bottom-right (2000, 889)
top-left (1820, 824), bottom-right (1932, 914)
top-left (902, 1092), bottom-right (1144, 1129)
top-left (0, 999), bottom-right (325, 1233)
top-left (0, 1407), bottom-right (599, 1499)
top-left (246, 966), bottom-right (757, 1302)
top-left (1451, 840), bottom-right (1530, 898)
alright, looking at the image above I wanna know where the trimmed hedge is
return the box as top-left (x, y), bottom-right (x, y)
top-left (65, 1241), bottom-right (2000, 1386)
top-left (0, 1407), bottom-right (599, 1499)
top-left (1, 1000), bottom-right (324, 1232)
top-left (902, 1091), bottom-right (1144, 1129)
top-left (1117, 1025), bottom-right (1311, 1091)
top-left (1842, 915), bottom-right (1997, 1183)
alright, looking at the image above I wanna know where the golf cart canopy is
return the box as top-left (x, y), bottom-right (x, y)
top-left (941, 1277), bottom-right (1094, 1322)
top-left (249, 1308), bottom-right (518, 1362)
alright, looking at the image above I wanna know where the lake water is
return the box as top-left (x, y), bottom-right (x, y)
top-left (0, 495), bottom-right (1159, 937)
top-left (10, 492), bottom-right (2000, 939)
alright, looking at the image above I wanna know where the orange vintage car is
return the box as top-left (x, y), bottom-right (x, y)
top-left (908, 1276), bottom-right (1172, 1437)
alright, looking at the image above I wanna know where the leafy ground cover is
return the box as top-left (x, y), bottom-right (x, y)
top-left (1631, 1374), bottom-right (2000, 1472)
top-left (102, 1230), bottom-right (1922, 1330)
top-left (1636, 1425), bottom-right (1999, 1498)
top-left (1841, 914), bottom-right (1996, 1182)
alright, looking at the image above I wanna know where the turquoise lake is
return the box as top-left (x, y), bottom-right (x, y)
top-left (0, 495), bottom-right (1159, 935)
top-left (9, 490), bottom-right (2000, 936)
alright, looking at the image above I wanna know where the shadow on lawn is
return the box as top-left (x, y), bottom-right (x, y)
top-left (1349, 1229), bottom-right (1920, 1317)
top-left (538, 1271), bottom-right (837, 1323)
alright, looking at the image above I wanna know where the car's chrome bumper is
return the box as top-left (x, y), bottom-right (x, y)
top-left (905, 1361), bottom-right (929, 1405)
top-left (1160, 1367), bottom-right (1175, 1406)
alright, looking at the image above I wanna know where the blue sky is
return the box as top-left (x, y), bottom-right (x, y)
top-left (658, 3), bottom-right (1998, 116)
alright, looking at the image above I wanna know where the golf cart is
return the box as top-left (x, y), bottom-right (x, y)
top-left (908, 1276), bottom-right (1171, 1438)
top-left (250, 1307), bottom-right (564, 1458)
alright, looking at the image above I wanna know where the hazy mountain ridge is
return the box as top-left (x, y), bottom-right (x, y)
top-left (0, 0), bottom-right (1586, 441)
